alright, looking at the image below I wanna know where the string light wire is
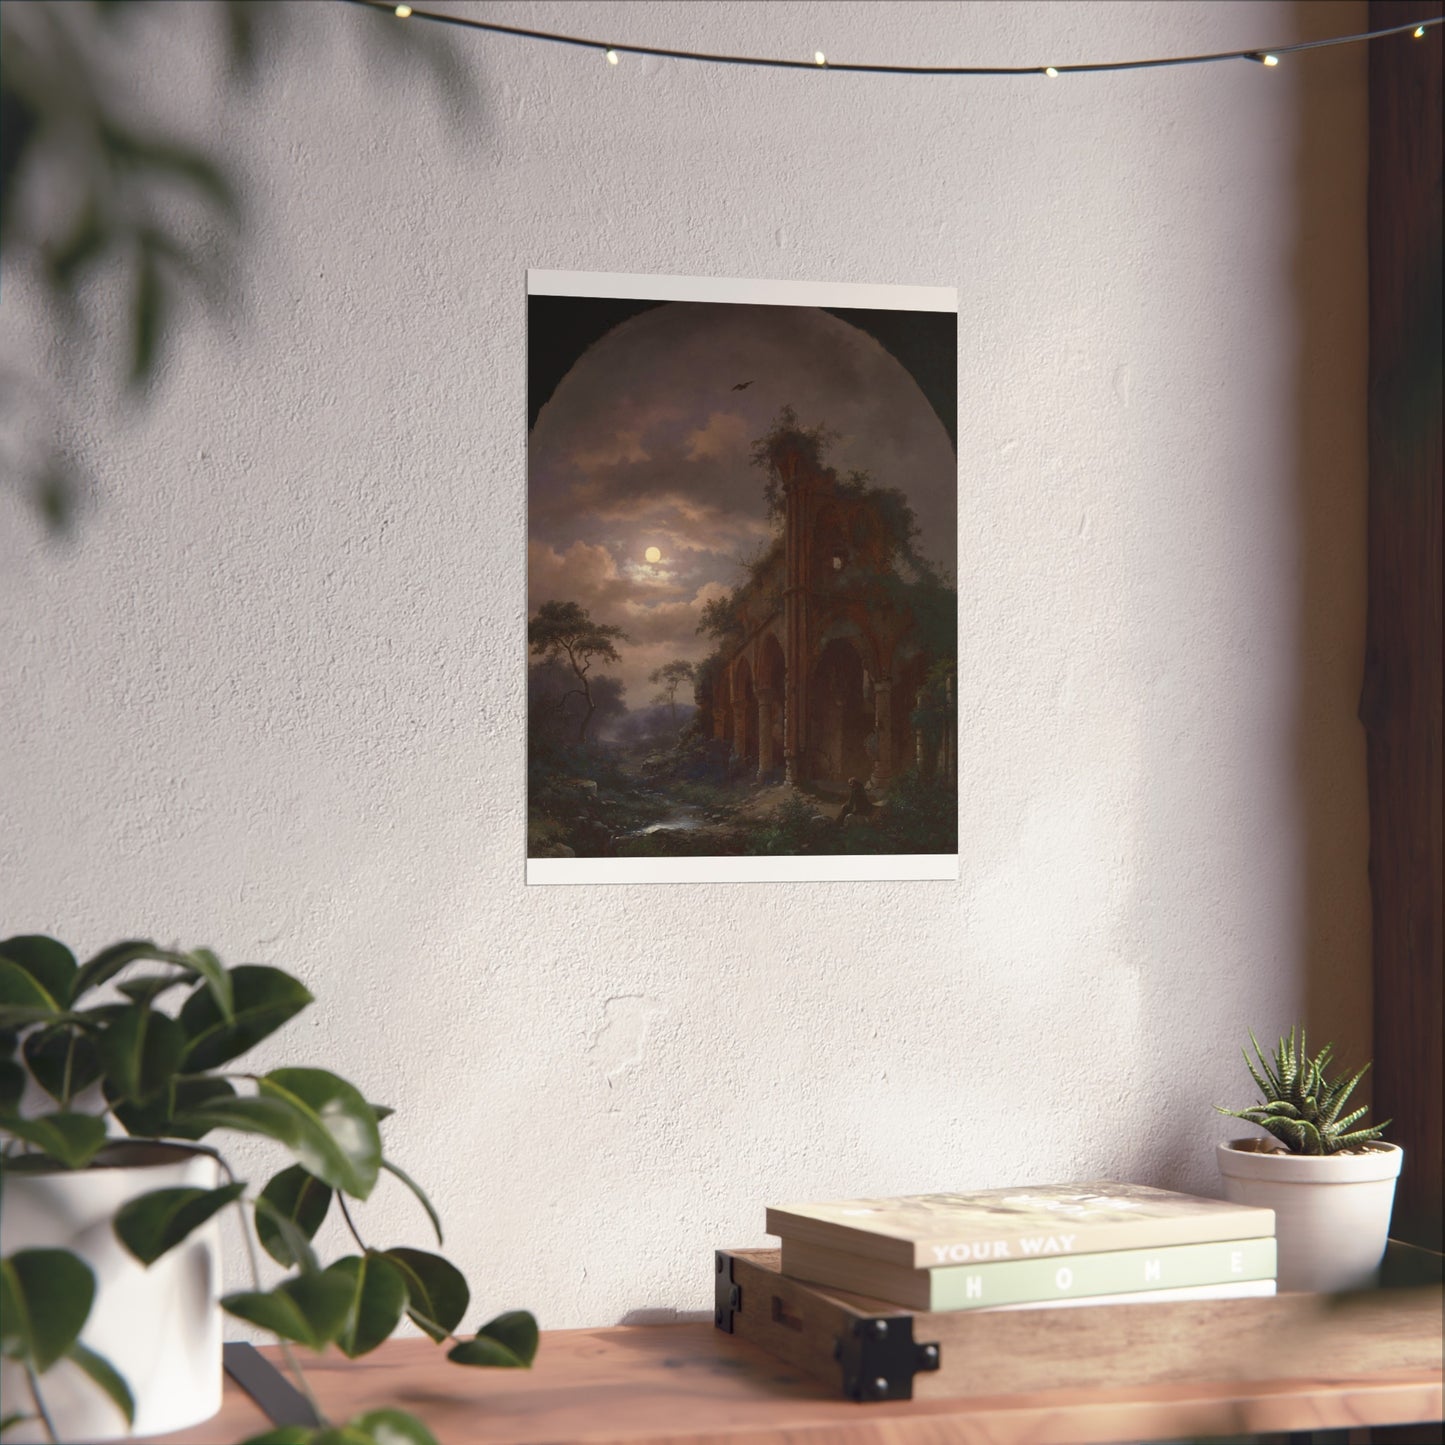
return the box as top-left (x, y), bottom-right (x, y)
top-left (345, 1), bottom-right (1441, 77)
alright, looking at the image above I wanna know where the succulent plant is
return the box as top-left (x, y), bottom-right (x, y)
top-left (1217, 1025), bottom-right (1391, 1156)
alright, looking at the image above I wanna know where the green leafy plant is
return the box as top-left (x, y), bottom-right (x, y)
top-left (1216, 1025), bottom-right (1391, 1156)
top-left (0, 935), bottom-right (536, 1445)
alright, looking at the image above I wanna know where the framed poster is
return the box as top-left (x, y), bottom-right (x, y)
top-left (527, 270), bottom-right (958, 884)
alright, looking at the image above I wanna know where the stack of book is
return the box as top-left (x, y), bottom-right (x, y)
top-left (766, 1181), bottom-right (1277, 1312)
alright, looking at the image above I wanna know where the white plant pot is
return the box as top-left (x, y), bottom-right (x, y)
top-left (0, 1141), bottom-right (224, 1442)
top-left (1216, 1137), bottom-right (1403, 1293)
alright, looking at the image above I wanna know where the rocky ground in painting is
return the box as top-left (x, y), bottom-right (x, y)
top-left (528, 736), bottom-right (955, 860)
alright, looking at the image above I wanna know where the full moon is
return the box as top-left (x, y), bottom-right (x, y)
top-left (644, 546), bottom-right (662, 563)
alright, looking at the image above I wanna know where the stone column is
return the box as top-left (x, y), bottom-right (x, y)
top-left (783, 696), bottom-right (797, 786)
top-left (732, 695), bottom-right (750, 770)
top-left (756, 687), bottom-right (777, 781)
top-left (870, 677), bottom-right (893, 787)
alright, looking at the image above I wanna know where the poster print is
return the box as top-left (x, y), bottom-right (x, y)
top-left (527, 271), bottom-right (958, 884)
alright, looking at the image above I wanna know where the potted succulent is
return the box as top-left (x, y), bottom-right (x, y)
top-left (1215, 1025), bottom-right (1401, 1293)
top-left (0, 934), bottom-right (537, 1444)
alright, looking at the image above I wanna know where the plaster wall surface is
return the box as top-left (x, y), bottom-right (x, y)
top-left (0, 0), bottom-right (1371, 1329)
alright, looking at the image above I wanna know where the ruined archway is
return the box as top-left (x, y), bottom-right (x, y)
top-left (712, 666), bottom-right (733, 746)
top-left (810, 638), bottom-right (873, 788)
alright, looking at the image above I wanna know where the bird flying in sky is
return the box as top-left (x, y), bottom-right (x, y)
top-left (730, 380), bottom-right (754, 391)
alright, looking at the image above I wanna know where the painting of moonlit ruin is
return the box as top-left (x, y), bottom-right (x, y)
top-left (527, 272), bottom-right (958, 884)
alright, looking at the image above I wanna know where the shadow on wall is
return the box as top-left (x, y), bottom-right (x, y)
top-left (1131, 0), bottom-right (1373, 1197)
top-left (0, 0), bottom-right (474, 535)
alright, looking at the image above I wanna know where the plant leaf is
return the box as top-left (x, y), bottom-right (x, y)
top-left (380, 1158), bottom-right (442, 1246)
top-left (1261, 1100), bottom-right (1300, 1117)
top-left (447, 1310), bottom-right (538, 1369)
top-left (258, 1070), bottom-right (381, 1200)
top-left (175, 1086), bottom-right (376, 1200)
top-left (101, 125), bottom-right (240, 219)
top-left (0, 1414), bottom-right (36, 1435)
top-left (97, 1005), bottom-right (187, 1103)
top-left (1330, 1104), bottom-right (1371, 1134)
top-left (154, 1076), bottom-right (240, 1141)
top-left (116, 975), bottom-right (190, 1008)
top-left (351, 1409), bottom-right (441, 1445)
top-left (0, 1248), bottom-right (95, 1371)
top-left (326, 1253), bottom-right (407, 1359)
top-left (129, 236), bottom-right (164, 388)
top-left (179, 966), bottom-right (312, 1071)
top-left (182, 948), bottom-right (233, 1022)
top-left (104, 1076), bottom-right (172, 1140)
top-left (171, 1094), bottom-right (308, 1153)
top-left (0, 1060), bottom-right (25, 1114)
top-left (1333, 1121), bottom-right (1392, 1151)
top-left (252, 1196), bottom-right (321, 1277)
top-left (0, 938), bottom-right (76, 1008)
top-left (256, 1165), bottom-right (332, 1268)
top-left (67, 1341), bottom-right (135, 1426)
top-left (72, 941), bottom-right (178, 1000)
top-left (0, 959), bottom-right (60, 1027)
top-left (0, 1260), bottom-right (23, 1359)
top-left (223, 1273), bottom-right (353, 1351)
top-left (113, 1182), bottom-right (245, 1266)
top-left (382, 1248), bottom-right (468, 1342)
top-left (0, 1112), bottom-right (108, 1168)
top-left (23, 1027), bottom-right (102, 1102)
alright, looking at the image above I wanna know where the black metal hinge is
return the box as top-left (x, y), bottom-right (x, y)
top-left (714, 1250), bottom-right (742, 1332)
top-left (833, 1313), bottom-right (941, 1401)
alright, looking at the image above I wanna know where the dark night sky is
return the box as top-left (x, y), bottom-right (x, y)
top-left (528, 300), bottom-right (957, 706)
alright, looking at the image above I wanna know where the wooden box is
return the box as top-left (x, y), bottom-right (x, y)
top-left (715, 1243), bottom-right (1445, 1404)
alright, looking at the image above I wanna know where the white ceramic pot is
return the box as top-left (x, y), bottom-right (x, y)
top-left (1216, 1137), bottom-right (1403, 1293)
top-left (0, 1141), bottom-right (224, 1442)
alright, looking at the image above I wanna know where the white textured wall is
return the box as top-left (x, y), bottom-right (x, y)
top-left (0, 1), bottom-right (1370, 1330)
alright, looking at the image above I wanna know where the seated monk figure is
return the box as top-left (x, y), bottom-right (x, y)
top-left (836, 776), bottom-right (875, 825)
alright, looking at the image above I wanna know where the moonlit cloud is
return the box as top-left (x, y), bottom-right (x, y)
top-left (685, 411), bottom-right (749, 461)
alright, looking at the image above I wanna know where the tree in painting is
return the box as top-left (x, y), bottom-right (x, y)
top-left (649, 660), bottom-right (696, 729)
top-left (527, 601), bottom-right (629, 745)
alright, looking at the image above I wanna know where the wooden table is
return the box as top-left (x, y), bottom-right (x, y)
top-left (151, 1320), bottom-right (1444, 1445)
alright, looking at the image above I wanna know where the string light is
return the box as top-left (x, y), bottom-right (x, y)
top-left (339, 2), bottom-right (1443, 79)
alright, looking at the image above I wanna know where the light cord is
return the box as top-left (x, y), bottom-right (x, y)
top-left (339, 2), bottom-right (1440, 77)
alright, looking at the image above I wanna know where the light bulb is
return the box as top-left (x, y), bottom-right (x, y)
top-left (814, 51), bottom-right (826, 66)
top-left (605, 48), bottom-right (619, 65)
top-left (1044, 66), bottom-right (1059, 78)
top-left (1414, 25), bottom-right (1426, 38)
top-left (1262, 53), bottom-right (1279, 66)
top-left (394, 3), bottom-right (411, 15)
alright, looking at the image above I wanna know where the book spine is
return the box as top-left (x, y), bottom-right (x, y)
top-left (981, 1278), bottom-right (1277, 1312)
top-left (909, 1211), bottom-right (1276, 1268)
top-left (930, 1236), bottom-right (1276, 1310)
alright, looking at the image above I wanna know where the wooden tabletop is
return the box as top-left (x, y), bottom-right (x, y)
top-left (150, 1321), bottom-right (1444, 1445)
